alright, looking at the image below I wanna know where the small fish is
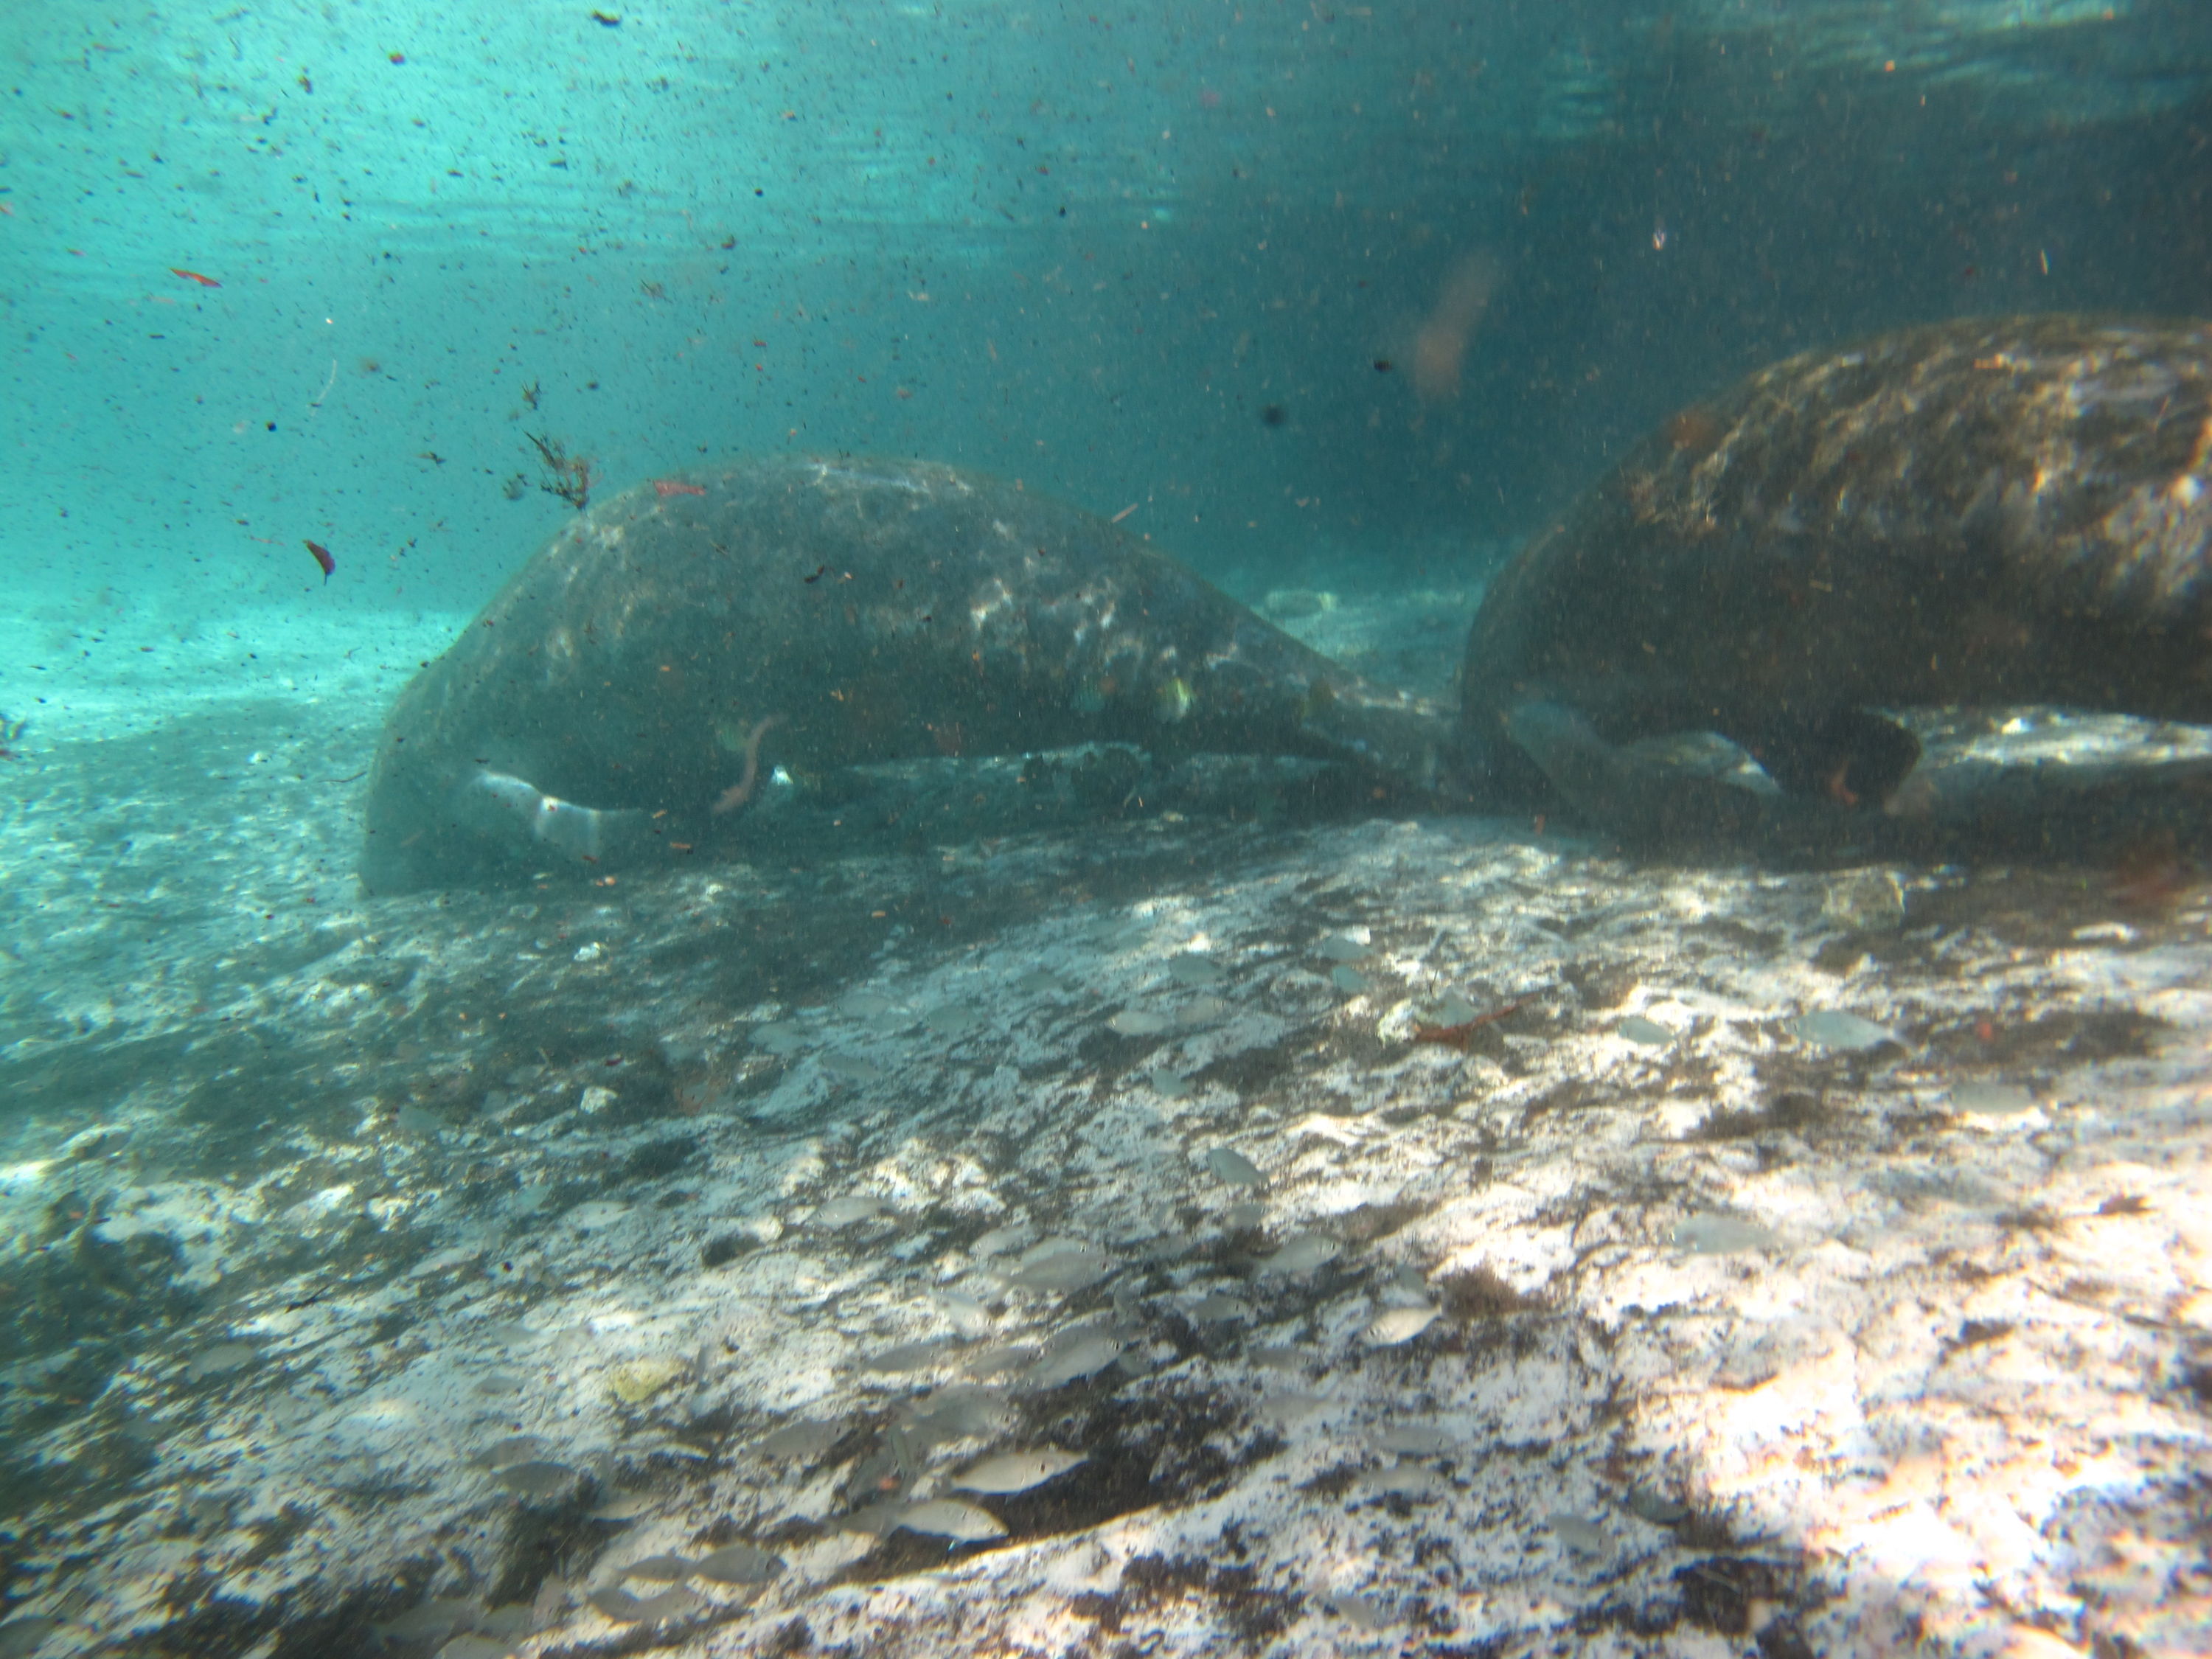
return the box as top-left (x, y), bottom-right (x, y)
top-left (304, 540), bottom-right (336, 581)
top-left (1411, 1000), bottom-right (1524, 1048)
top-left (170, 267), bottom-right (221, 287)
top-left (652, 479), bottom-right (706, 497)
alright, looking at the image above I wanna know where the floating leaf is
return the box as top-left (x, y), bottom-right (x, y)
top-left (951, 1448), bottom-right (1086, 1495)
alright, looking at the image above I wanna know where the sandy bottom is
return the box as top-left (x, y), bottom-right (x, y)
top-left (0, 594), bottom-right (2207, 1659)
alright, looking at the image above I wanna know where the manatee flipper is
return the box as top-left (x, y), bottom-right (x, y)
top-left (1732, 706), bottom-right (1923, 807)
top-left (447, 771), bottom-right (652, 872)
top-left (1504, 700), bottom-right (1891, 847)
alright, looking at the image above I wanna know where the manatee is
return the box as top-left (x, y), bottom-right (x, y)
top-left (1459, 315), bottom-right (2212, 834)
top-left (361, 456), bottom-right (1450, 891)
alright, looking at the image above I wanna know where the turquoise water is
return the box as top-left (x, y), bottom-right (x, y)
top-left (4, 4), bottom-right (2212, 1657)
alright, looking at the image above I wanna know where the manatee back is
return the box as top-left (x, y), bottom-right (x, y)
top-left (1460, 314), bottom-right (2212, 783)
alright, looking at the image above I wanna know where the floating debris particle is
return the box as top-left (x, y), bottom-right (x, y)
top-left (1107, 1009), bottom-right (1171, 1037)
top-left (758, 1417), bottom-right (841, 1461)
top-left (1372, 1424), bottom-right (1453, 1455)
top-left (619, 1554), bottom-right (696, 1582)
top-left (186, 1341), bottom-right (258, 1382)
top-left (1363, 1306), bottom-right (1440, 1346)
top-left (1548, 1512), bottom-right (1610, 1554)
top-left (894, 1498), bottom-right (1009, 1543)
top-left (693, 1540), bottom-right (786, 1585)
top-left (1788, 1010), bottom-right (1899, 1051)
top-left (952, 1448), bottom-right (1086, 1494)
top-left (812, 1195), bottom-right (886, 1228)
top-left (1200, 1146), bottom-right (1265, 1189)
top-left (1618, 1015), bottom-right (1675, 1045)
top-left (1329, 965), bottom-right (1372, 994)
top-left (821, 1052), bottom-right (882, 1082)
top-left (1315, 931), bottom-right (1370, 961)
top-left (1669, 1213), bottom-right (1775, 1255)
top-left (608, 1356), bottom-right (686, 1404)
top-left (1001, 1238), bottom-right (1110, 1293)
top-left (1259, 1231), bottom-right (1340, 1276)
top-left (493, 1460), bottom-right (579, 1500)
top-left (1167, 953), bottom-right (1226, 987)
top-left (752, 1020), bottom-right (810, 1054)
top-left (1025, 1328), bottom-right (1124, 1388)
top-left (1950, 1081), bottom-right (2036, 1116)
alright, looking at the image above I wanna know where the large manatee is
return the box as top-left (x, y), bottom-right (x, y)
top-left (361, 456), bottom-right (1451, 891)
top-left (1459, 314), bottom-right (2212, 835)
